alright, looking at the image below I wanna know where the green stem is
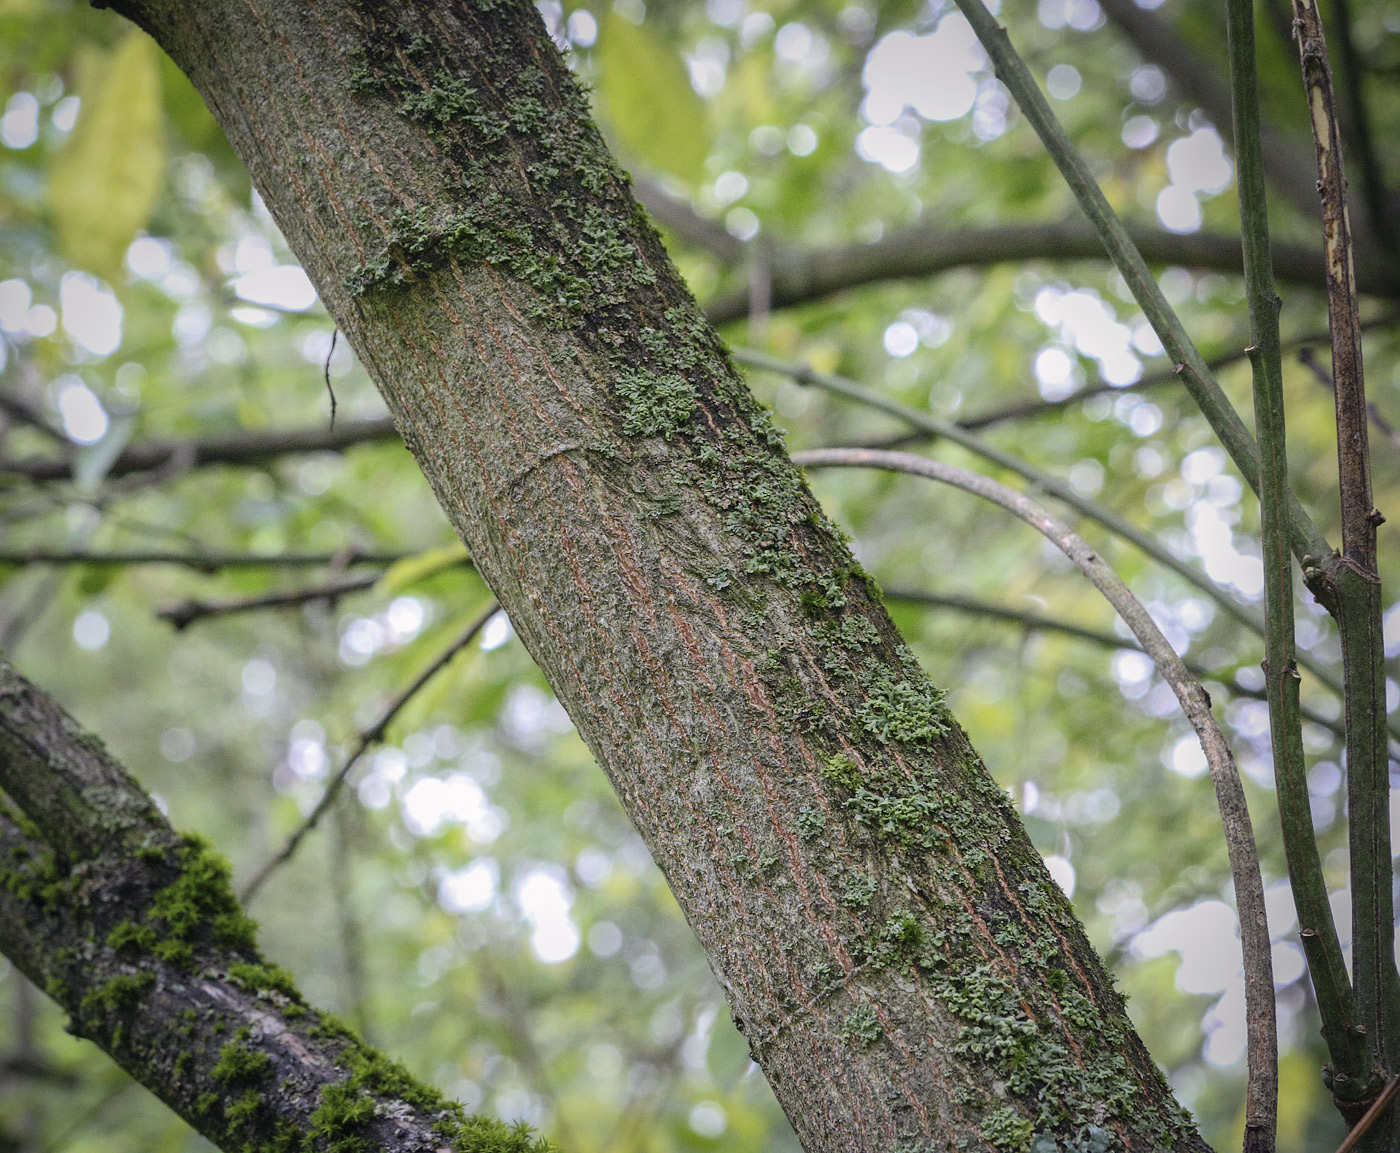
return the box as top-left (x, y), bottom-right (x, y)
top-left (1226, 0), bottom-right (1368, 1122)
top-left (948, 0), bottom-right (1334, 572)
top-left (1290, 0), bottom-right (1400, 1086)
top-left (734, 348), bottom-right (1364, 716)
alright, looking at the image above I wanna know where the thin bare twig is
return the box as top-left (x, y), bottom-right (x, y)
top-left (884, 587), bottom-right (1348, 742)
top-left (324, 328), bottom-right (340, 430)
top-left (796, 445), bottom-right (1275, 1129)
top-left (958, 311), bottom-right (1400, 432)
top-left (0, 416), bottom-right (399, 483)
top-left (1335, 1075), bottom-right (1400, 1153)
top-left (1298, 347), bottom-right (1400, 451)
top-left (241, 601), bottom-right (500, 902)
top-left (0, 548), bottom-right (406, 570)
top-left (157, 572), bottom-right (382, 631)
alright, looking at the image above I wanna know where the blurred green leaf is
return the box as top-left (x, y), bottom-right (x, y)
top-left (47, 29), bottom-right (165, 282)
top-left (376, 543), bottom-right (471, 597)
top-left (596, 13), bottom-right (711, 185)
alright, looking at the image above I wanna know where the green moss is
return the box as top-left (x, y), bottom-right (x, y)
top-left (820, 752), bottom-right (860, 789)
top-left (225, 1086), bottom-right (262, 1133)
top-left (309, 1082), bottom-right (375, 1153)
top-left (228, 961), bottom-right (300, 1001)
top-left (81, 971), bottom-right (153, 1015)
top-left (174, 1050), bottom-right (193, 1078)
top-left (212, 1028), bottom-right (272, 1085)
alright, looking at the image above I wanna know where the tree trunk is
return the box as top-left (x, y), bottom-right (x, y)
top-left (34, 0), bottom-right (1208, 1148)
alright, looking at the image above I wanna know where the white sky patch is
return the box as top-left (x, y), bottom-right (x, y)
top-left (516, 866), bottom-right (580, 963)
top-left (0, 279), bottom-right (30, 332)
top-left (1033, 286), bottom-right (1140, 386)
top-left (232, 265), bottom-right (318, 311)
top-left (55, 376), bottom-right (109, 444)
top-left (402, 772), bottom-right (504, 842)
top-left (127, 236), bottom-right (173, 280)
top-left (73, 609), bottom-right (110, 651)
top-left (856, 123), bottom-right (919, 174)
top-left (862, 18), bottom-right (983, 128)
top-left (439, 858), bottom-right (499, 914)
top-left (60, 272), bottom-right (123, 357)
top-left (480, 611), bottom-right (513, 651)
top-left (1043, 854), bottom-right (1076, 897)
top-left (1133, 900), bottom-right (1240, 992)
top-left (1, 92), bottom-right (38, 149)
top-left (1156, 127), bottom-right (1232, 233)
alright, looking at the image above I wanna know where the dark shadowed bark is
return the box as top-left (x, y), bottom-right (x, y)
top-left (3, 0), bottom-right (1216, 1149)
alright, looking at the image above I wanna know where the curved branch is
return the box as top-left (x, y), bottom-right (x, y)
top-left (703, 219), bottom-right (1400, 326)
top-left (794, 445), bottom-right (1276, 1145)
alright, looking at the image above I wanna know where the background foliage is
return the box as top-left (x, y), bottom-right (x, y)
top-left (1, 0), bottom-right (1398, 1149)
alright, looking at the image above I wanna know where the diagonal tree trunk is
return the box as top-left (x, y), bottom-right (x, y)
top-left (19, 0), bottom-right (1211, 1148)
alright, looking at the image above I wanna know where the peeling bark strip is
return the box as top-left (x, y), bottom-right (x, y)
top-left (91, 1), bottom-right (1204, 1149)
top-left (0, 660), bottom-right (548, 1153)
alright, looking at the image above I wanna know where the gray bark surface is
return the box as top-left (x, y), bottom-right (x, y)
top-left (48, 0), bottom-right (1210, 1148)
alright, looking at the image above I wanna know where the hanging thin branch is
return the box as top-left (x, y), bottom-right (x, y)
top-left (1291, 0), bottom-right (1400, 1079)
top-left (241, 601), bottom-right (500, 902)
top-left (796, 445), bottom-right (1276, 1145)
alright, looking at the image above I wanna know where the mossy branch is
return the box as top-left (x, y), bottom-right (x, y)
top-left (0, 657), bottom-right (551, 1153)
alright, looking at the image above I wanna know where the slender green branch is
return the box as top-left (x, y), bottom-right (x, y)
top-left (1291, 0), bottom-right (1400, 1080)
top-left (242, 601), bottom-right (500, 902)
top-left (795, 445), bottom-right (1276, 1133)
top-left (884, 587), bottom-right (1347, 741)
top-left (1228, 0), bottom-right (1362, 1123)
top-left (948, 0), bottom-right (1334, 572)
top-left (734, 348), bottom-right (1362, 708)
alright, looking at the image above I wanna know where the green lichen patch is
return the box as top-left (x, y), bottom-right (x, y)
top-left (854, 664), bottom-right (950, 746)
top-left (840, 1005), bottom-right (882, 1047)
top-left (614, 369), bottom-right (696, 439)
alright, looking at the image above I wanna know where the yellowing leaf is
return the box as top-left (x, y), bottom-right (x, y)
top-left (596, 14), bottom-right (711, 185)
top-left (375, 542), bottom-right (472, 597)
top-left (48, 30), bottom-right (164, 283)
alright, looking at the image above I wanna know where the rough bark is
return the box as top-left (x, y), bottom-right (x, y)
top-left (0, 659), bottom-right (549, 1153)
top-left (37, 0), bottom-right (1209, 1149)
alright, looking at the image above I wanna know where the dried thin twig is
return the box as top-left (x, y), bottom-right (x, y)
top-left (241, 601), bottom-right (500, 901)
top-left (158, 572), bottom-right (381, 631)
